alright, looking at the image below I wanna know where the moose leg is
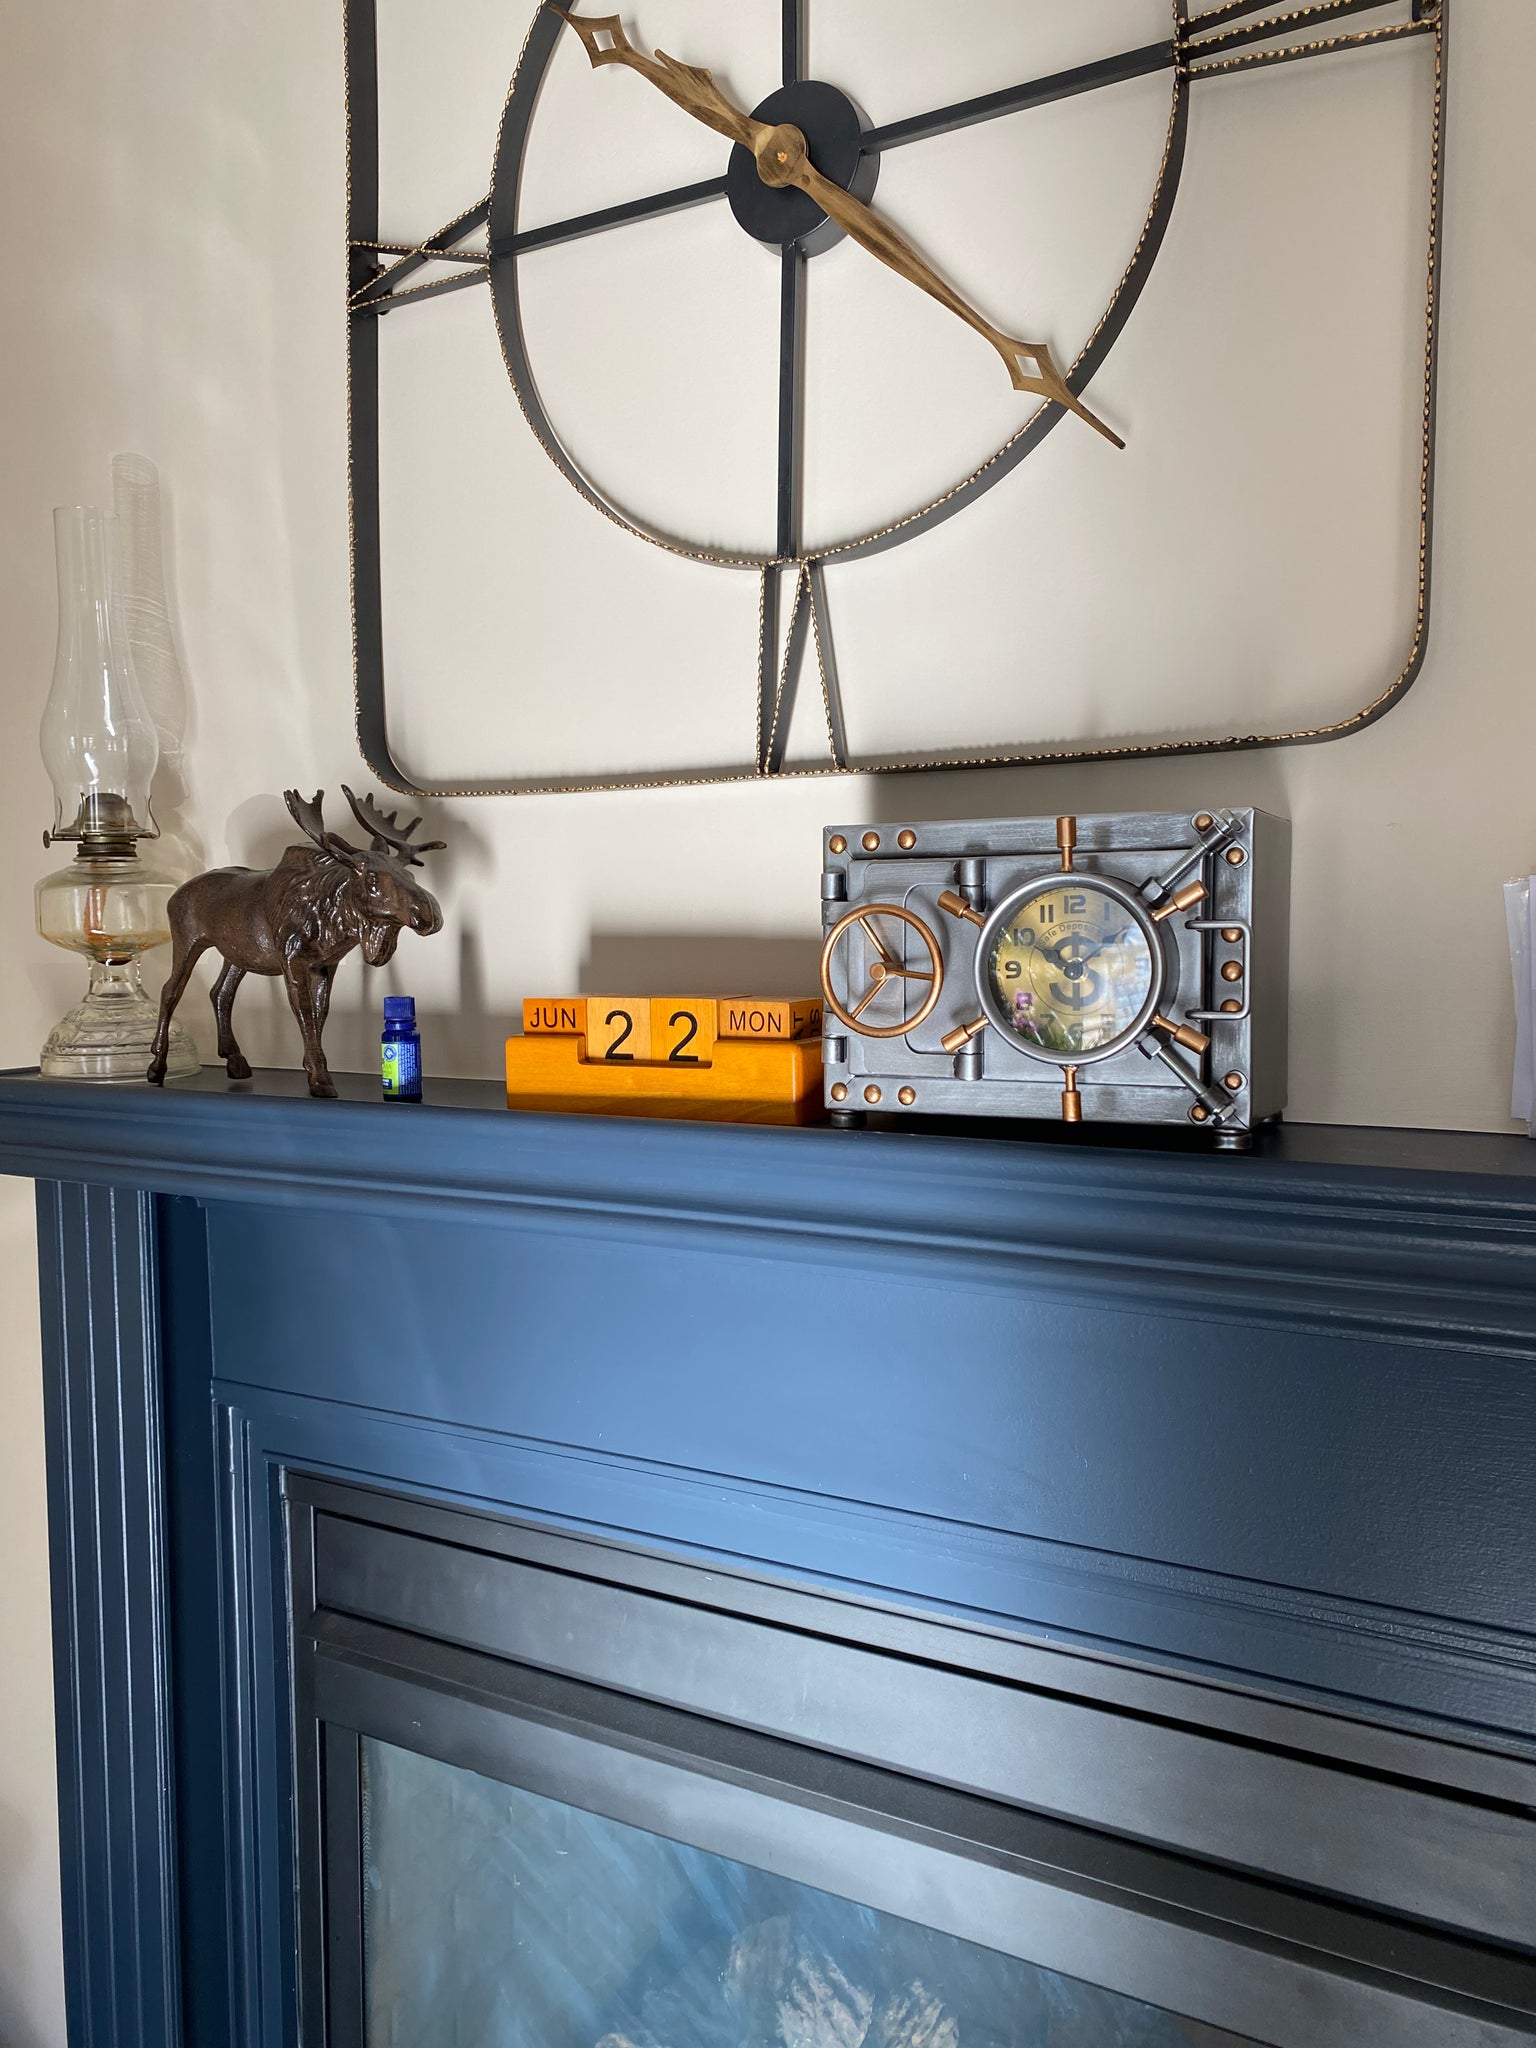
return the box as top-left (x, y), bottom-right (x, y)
top-left (282, 959), bottom-right (337, 1098)
top-left (147, 930), bottom-right (209, 1085)
top-left (312, 963), bottom-right (337, 1043)
top-left (210, 961), bottom-right (251, 1080)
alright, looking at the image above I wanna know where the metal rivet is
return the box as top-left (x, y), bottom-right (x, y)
top-left (1220, 998), bottom-right (1242, 1014)
top-left (862, 832), bottom-right (880, 852)
top-left (898, 1086), bottom-right (916, 1106)
top-left (1224, 1071), bottom-right (1246, 1091)
top-left (830, 1083), bottom-right (848, 1103)
top-left (864, 1085), bottom-right (882, 1105)
top-left (828, 835), bottom-right (847, 855)
top-left (1225, 846), bottom-right (1246, 866)
top-left (1221, 961), bottom-right (1243, 983)
top-left (1221, 926), bottom-right (1242, 943)
top-left (1189, 1104), bottom-right (1210, 1123)
top-left (897, 830), bottom-right (916, 850)
top-left (1194, 813), bottom-right (1214, 832)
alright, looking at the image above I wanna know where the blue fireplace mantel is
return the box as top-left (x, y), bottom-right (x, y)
top-left (2, 1067), bottom-right (1535, 2048)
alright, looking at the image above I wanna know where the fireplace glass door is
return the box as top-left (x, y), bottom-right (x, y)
top-left (358, 1735), bottom-right (1252, 2048)
top-left (295, 1480), bottom-right (1533, 2048)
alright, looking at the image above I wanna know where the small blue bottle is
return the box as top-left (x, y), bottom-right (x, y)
top-left (381, 996), bottom-right (422, 1102)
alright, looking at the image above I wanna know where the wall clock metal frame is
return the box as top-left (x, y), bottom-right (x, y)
top-left (344, 0), bottom-right (1447, 797)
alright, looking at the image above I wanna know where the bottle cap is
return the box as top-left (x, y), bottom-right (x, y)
top-left (383, 996), bottom-right (417, 1023)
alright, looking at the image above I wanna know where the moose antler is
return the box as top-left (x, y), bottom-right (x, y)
top-left (283, 788), bottom-right (363, 858)
top-left (342, 786), bottom-right (446, 868)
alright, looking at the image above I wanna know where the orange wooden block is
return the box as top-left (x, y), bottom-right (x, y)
top-left (522, 996), bottom-right (586, 1036)
top-left (584, 997), bottom-right (652, 1063)
top-left (505, 1034), bottom-right (824, 1124)
top-left (717, 998), bottom-right (822, 1041)
top-left (648, 998), bottom-right (718, 1067)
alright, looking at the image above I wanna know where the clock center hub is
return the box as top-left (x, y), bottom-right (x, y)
top-left (726, 81), bottom-right (878, 256)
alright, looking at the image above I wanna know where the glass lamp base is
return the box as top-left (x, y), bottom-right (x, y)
top-left (41, 959), bottom-right (199, 1082)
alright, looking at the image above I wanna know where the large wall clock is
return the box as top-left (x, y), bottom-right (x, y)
top-left (345, 0), bottom-right (1445, 797)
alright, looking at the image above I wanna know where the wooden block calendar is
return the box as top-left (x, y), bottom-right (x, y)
top-left (507, 996), bottom-right (824, 1123)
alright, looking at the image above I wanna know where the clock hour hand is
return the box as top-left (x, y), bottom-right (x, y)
top-left (550, 9), bottom-right (759, 151)
top-left (553, 7), bottom-right (1122, 445)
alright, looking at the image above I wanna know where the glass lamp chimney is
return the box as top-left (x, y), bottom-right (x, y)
top-left (40, 505), bottom-right (159, 846)
top-left (33, 500), bottom-right (197, 1081)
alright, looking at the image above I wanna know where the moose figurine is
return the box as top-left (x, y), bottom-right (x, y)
top-left (147, 786), bottom-right (445, 1098)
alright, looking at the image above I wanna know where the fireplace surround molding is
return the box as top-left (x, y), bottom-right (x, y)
top-left (2, 1068), bottom-right (1535, 2047)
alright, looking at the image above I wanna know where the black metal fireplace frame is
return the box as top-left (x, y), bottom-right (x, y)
top-left (287, 1475), bottom-right (1536, 2048)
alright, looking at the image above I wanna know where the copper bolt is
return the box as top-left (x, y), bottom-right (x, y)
top-left (1189, 1104), bottom-right (1211, 1123)
top-left (897, 830), bottom-right (916, 850)
top-left (1061, 1064), bottom-right (1083, 1123)
top-left (898, 1086), bottom-right (916, 1107)
top-left (1152, 880), bottom-right (1207, 924)
top-left (1221, 926), bottom-right (1242, 943)
top-left (830, 1082), bottom-right (848, 1103)
top-left (862, 831), bottom-right (880, 851)
top-left (1224, 1071), bottom-right (1246, 1091)
top-left (864, 1085), bottom-right (882, 1105)
top-left (1225, 846), bottom-right (1246, 866)
top-left (937, 888), bottom-right (985, 929)
top-left (1057, 815), bottom-right (1077, 872)
top-left (828, 834), bottom-right (847, 855)
top-left (940, 1015), bottom-right (988, 1055)
top-left (1154, 1013), bottom-right (1210, 1056)
top-left (1194, 813), bottom-right (1214, 832)
top-left (1221, 960), bottom-right (1244, 983)
top-left (1220, 998), bottom-right (1242, 1014)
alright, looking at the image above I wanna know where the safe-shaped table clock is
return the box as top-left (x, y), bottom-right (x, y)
top-left (819, 809), bottom-right (1288, 1148)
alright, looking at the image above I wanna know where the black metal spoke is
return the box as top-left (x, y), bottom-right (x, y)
top-left (784, 0), bottom-right (805, 91)
top-left (760, 240), bottom-right (806, 772)
top-left (378, 8), bottom-right (1422, 317)
top-left (505, 175), bottom-right (727, 258)
top-left (413, 37), bottom-right (1176, 305)
top-left (777, 245), bottom-right (805, 562)
top-left (864, 40), bottom-right (1176, 154)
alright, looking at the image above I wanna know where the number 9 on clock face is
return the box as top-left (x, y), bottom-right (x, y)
top-left (986, 882), bottom-right (1156, 1058)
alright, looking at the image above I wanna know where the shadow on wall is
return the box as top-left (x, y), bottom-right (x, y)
top-left (0, 1798), bottom-right (54, 2048)
top-left (114, 453), bottom-right (205, 882)
top-left (581, 932), bottom-right (824, 997)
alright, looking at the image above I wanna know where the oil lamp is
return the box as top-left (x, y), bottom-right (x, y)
top-left (34, 505), bottom-right (198, 1080)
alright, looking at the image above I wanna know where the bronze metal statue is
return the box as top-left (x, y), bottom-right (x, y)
top-left (147, 787), bottom-right (445, 1098)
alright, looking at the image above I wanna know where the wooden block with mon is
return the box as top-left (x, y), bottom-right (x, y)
top-left (717, 998), bottom-right (822, 1041)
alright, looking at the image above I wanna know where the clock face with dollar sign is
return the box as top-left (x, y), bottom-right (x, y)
top-left (347, 0), bottom-right (1445, 795)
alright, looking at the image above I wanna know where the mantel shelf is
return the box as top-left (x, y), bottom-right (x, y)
top-left (3, 1065), bottom-right (1535, 1224)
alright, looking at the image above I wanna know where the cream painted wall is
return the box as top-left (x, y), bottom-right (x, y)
top-left (0, 4), bottom-right (1532, 2041)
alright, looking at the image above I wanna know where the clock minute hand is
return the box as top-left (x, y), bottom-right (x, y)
top-left (774, 142), bottom-right (1122, 448)
top-left (554, 8), bottom-right (1122, 445)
